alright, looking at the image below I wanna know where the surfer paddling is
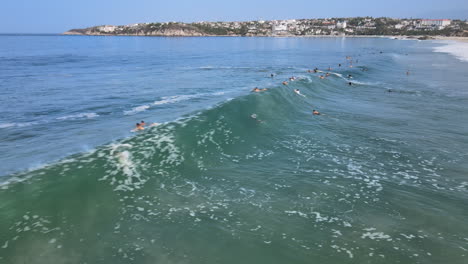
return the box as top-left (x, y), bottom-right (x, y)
top-left (294, 89), bottom-right (305, 97)
top-left (133, 123), bottom-right (144, 131)
top-left (132, 121), bottom-right (159, 132)
top-left (252, 87), bottom-right (268, 92)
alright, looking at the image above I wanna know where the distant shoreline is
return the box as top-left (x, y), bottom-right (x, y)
top-left (60, 33), bottom-right (468, 43)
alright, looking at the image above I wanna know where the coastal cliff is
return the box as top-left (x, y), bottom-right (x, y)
top-left (64, 18), bottom-right (468, 37)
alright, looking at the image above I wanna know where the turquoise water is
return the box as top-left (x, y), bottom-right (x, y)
top-left (1, 35), bottom-right (468, 263)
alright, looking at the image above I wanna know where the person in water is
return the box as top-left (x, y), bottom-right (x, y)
top-left (282, 81), bottom-right (289, 85)
top-left (252, 87), bottom-right (268, 92)
top-left (140, 120), bottom-right (146, 127)
top-left (251, 113), bottom-right (263, 123)
top-left (348, 82), bottom-right (353, 86)
top-left (326, 72), bottom-right (330, 77)
top-left (339, 64), bottom-right (342, 67)
top-left (294, 89), bottom-right (306, 97)
top-left (135, 123), bottom-right (144, 131)
top-left (271, 73), bottom-right (275, 78)
top-left (313, 109), bottom-right (320, 115)
top-left (319, 75), bottom-right (325, 79)
top-left (347, 74), bottom-right (353, 79)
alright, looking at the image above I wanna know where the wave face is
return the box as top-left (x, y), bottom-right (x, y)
top-left (1, 36), bottom-right (468, 264)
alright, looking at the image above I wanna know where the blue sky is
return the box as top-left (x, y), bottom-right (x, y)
top-left (1, 0), bottom-right (467, 33)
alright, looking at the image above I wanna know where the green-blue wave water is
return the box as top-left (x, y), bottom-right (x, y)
top-left (1, 36), bottom-right (467, 263)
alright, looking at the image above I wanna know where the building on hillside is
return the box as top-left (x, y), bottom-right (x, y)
top-left (98, 25), bottom-right (117, 32)
top-left (336, 21), bottom-right (347, 29)
top-left (272, 21), bottom-right (289, 35)
top-left (420, 19), bottom-right (451, 27)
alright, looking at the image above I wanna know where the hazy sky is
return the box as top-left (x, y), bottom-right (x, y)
top-left (1, 0), bottom-right (467, 33)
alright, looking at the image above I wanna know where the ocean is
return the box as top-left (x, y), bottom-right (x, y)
top-left (0, 35), bottom-right (467, 263)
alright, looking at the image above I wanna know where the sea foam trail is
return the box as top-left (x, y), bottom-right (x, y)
top-left (56, 112), bottom-right (99, 120)
top-left (433, 41), bottom-right (468, 62)
top-left (124, 92), bottom-right (226, 115)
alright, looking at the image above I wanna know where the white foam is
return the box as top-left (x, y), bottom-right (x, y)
top-left (123, 92), bottom-right (227, 116)
top-left (433, 41), bottom-right (468, 62)
top-left (153, 95), bottom-right (196, 106)
top-left (0, 121), bottom-right (39, 128)
top-left (362, 232), bottom-right (392, 241)
top-left (56, 112), bottom-right (99, 120)
top-left (153, 92), bottom-right (225, 106)
top-left (124, 105), bottom-right (150, 115)
top-left (0, 123), bottom-right (15, 128)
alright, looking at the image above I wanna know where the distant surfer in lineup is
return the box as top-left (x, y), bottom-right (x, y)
top-left (282, 81), bottom-right (288, 85)
top-left (252, 87), bottom-right (268, 92)
top-left (313, 109), bottom-right (321, 115)
top-left (348, 82), bottom-right (353, 86)
top-left (270, 73), bottom-right (275, 78)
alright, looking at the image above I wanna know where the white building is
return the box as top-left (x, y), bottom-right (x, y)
top-left (98, 25), bottom-right (117, 32)
top-left (336, 21), bottom-right (347, 29)
top-left (420, 19), bottom-right (451, 27)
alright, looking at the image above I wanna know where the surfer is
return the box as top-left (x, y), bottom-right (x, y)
top-left (294, 89), bottom-right (305, 97)
top-left (325, 72), bottom-right (330, 77)
top-left (348, 82), bottom-right (353, 86)
top-left (140, 120), bottom-right (146, 127)
top-left (134, 123), bottom-right (144, 131)
top-left (313, 109), bottom-right (321, 115)
top-left (339, 64), bottom-right (342, 67)
top-left (319, 75), bottom-right (325, 79)
top-left (347, 74), bottom-right (353, 79)
top-left (251, 113), bottom-right (263, 123)
top-left (282, 81), bottom-right (288, 85)
top-left (313, 68), bottom-right (318, 73)
top-left (270, 73), bottom-right (275, 78)
top-left (252, 87), bottom-right (268, 92)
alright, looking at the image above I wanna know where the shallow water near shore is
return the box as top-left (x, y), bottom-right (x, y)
top-left (1, 35), bottom-right (468, 263)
